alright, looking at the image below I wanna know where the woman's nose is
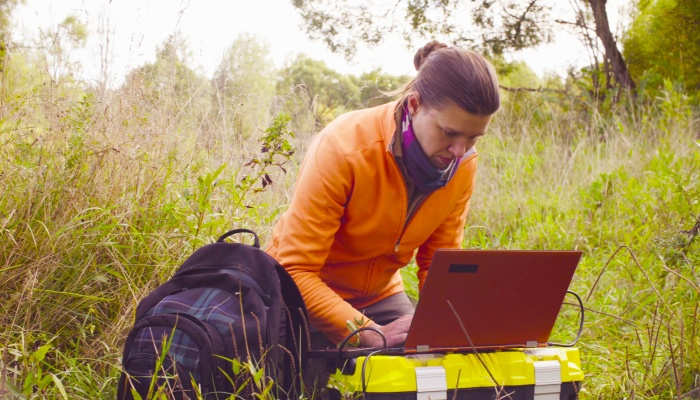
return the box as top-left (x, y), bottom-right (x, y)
top-left (448, 141), bottom-right (468, 158)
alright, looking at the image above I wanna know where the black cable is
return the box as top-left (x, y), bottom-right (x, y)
top-left (361, 349), bottom-right (385, 398)
top-left (548, 290), bottom-right (585, 347)
top-left (335, 327), bottom-right (388, 398)
top-left (445, 299), bottom-right (501, 389)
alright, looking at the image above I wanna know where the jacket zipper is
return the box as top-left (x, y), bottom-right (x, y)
top-left (391, 151), bottom-right (478, 253)
top-left (393, 193), bottom-right (429, 252)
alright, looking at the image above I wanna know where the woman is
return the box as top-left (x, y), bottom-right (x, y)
top-left (267, 41), bottom-right (500, 350)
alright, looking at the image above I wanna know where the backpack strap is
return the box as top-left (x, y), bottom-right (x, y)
top-left (217, 229), bottom-right (260, 248)
top-left (275, 264), bottom-right (308, 350)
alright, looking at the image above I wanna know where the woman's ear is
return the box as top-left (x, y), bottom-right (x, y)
top-left (406, 92), bottom-right (421, 115)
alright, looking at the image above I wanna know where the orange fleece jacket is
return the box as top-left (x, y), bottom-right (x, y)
top-left (266, 101), bottom-right (478, 344)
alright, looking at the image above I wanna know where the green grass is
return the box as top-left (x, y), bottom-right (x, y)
top-left (1, 55), bottom-right (698, 399)
top-left (470, 93), bottom-right (698, 398)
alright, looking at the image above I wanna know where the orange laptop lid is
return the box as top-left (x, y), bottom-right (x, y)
top-left (403, 249), bottom-right (582, 352)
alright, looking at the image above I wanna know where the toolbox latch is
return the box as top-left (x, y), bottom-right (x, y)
top-left (415, 366), bottom-right (447, 400)
top-left (534, 360), bottom-right (561, 400)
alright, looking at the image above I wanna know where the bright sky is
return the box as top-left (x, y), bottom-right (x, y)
top-left (14, 0), bottom-right (631, 88)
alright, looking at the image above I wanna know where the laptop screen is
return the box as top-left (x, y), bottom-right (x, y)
top-left (403, 249), bottom-right (582, 351)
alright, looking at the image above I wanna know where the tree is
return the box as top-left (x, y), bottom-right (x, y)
top-left (213, 34), bottom-right (276, 140)
top-left (124, 35), bottom-right (205, 107)
top-left (292, 0), bottom-right (636, 91)
top-left (622, 0), bottom-right (699, 93)
top-left (40, 14), bottom-right (88, 82)
top-left (351, 69), bottom-right (410, 107)
top-left (276, 54), bottom-right (360, 129)
top-left (0, 0), bottom-right (21, 73)
top-left (121, 34), bottom-right (211, 133)
top-left (497, 60), bottom-right (540, 89)
top-left (586, 0), bottom-right (635, 92)
top-left (292, 0), bottom-right (552, 58)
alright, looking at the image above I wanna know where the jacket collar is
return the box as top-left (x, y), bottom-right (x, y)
top-left (381, 100), bottom-right (402, 154)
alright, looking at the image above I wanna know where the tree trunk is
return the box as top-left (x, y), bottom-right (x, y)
top-left (587, 0), bottom-right (636, 92)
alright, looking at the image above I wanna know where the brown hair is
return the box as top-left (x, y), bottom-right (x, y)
top-left (403, 41), bottom-right (500, 115)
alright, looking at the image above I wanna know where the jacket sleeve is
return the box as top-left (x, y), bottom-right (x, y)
top-left (415, 157), bottom-right (478, 289)
top-left (271, 130), bottom-right (374, 344)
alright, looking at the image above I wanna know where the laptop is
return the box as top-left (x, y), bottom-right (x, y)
top-left (402, 249), bottom-right (582, 352)
top-left (309, 249), bottom-right (582, 357)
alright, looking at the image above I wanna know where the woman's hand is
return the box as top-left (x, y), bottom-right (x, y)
top-left (359, 314), bottom-right (413, 348)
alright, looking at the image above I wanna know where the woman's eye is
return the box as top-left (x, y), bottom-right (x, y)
top-left (443, 129), bottom-right (458, 138)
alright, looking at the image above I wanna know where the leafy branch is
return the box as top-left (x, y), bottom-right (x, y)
top-left (233, 113), bottom-right (296, 209)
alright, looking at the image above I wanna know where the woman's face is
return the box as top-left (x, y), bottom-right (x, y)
top-left (407, 93), bottom-right (492, 169)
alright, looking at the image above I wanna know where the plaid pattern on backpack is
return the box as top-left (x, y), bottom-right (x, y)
top-left (117, 229), bottom-right (308, 400)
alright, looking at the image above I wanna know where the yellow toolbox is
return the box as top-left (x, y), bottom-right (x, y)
top-left (330, 347), bottom-right (583, 399)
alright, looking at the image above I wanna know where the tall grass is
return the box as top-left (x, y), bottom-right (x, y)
top-left (0, 52), bottom-right (298, 398)
top-left (1, 49), bottom-right (698, 399)
top-left (474, 90), bottom-right (698, 398)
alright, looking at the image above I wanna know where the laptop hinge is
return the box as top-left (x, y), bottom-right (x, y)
top-left (416, 344), bottom-right (430, 353)
top-left (415, 366), bottom-right (447, 400)
top-left (534, 360), bottom-right (561, 400)
top-left (526, 340), bottom-right (538, 348)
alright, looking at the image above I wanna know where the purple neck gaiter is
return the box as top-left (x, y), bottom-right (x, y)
top-left (401, 108), bottom-right (460, 193)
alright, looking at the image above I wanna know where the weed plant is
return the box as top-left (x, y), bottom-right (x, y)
top-left (0, 51), bottom-right (698, 399)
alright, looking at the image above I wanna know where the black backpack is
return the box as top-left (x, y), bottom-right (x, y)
top-left (117, 229), bottom-right (309, 400)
